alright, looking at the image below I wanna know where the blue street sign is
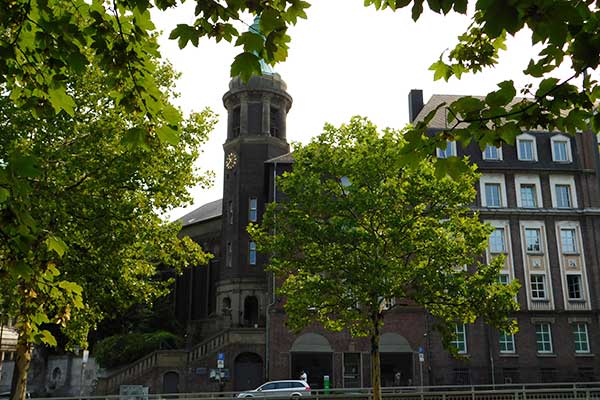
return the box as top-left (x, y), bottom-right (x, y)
top-left (218, 352), bottom-right (225, 361)
top-left (418, 346), bottom-right (424, 354)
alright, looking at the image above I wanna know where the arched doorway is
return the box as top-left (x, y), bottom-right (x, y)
top-left (234, 352), bottom-right (263, 391)
top-left (380, 333), bottom-right (413, 386)
top-left (290, 333), bottom-right (333, 390)
top-left (163, 371), bottom-right (180, 393)
top-left (243, 296), bottom-right (259, 326)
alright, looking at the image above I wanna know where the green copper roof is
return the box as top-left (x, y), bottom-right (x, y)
top-left (249, 15), bottom-right (274, 75)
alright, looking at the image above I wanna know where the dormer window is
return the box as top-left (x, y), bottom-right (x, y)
top-left (516, 133), bottom-right (537, 161)
top-left (551, 135), bottom-right (572, 163)
top-left (483, 145), bottom-right (502, 160)
top-left (437, 141), bottom-right (456, 158)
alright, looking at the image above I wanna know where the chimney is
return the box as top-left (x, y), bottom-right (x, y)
top-left (408, 89), bottom-right (424, 123)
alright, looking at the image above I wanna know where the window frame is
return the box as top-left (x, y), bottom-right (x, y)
top-left (549, 176), bottom-right (578, 209)
top-left (573, 323), bottom-right (590, 354)
top-left (535, 323), bottom-right (553, 354)
top-left (451, 324), bottom-right (468, 354)
top-left (248, 197), bottom-right (258, 222)
top-left (525, 228), bottom-right (543, 254)
top-left (489, 228), bottom-right (506, 254)
top-left (483, 145), bottom-right (503, 161)
top-left (437, 141), bottom-right (457, 159)
top-left (516, 133), bottom-right (538, 161)
top-left (551, 134), bottom-right (572, 163)
top-left (514, 175), bottom-right (543, 209)
top-left (530, 274), bottom-right (547, 300)
top-left (499, 331), bottom-right (516, 354)
top-left (566, 274), bottom-right (584, 300)
top-left (249, 241), bottom-right (257, 265)
top-left (480, 174), bottom-right (507, 208)
top-left (560, 228), bottom-right (578, 254)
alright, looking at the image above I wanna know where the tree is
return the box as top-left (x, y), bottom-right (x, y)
top-left (249, 117), bottom-right (519, 400)
top-left (0, 61), bottom-right (215, 400)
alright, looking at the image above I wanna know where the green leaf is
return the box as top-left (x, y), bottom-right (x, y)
top-left (40, 330), bottom-right (58, 347)
top-left (122, 126), bottom-right (150, 150)
top-left (235, 32), bottom-right (265, 54)
top-left (10, 154), bottom-right (40, 177)
top-left (429, 60), bottom-right (452, 81)
top-left (58, 280), bottom-right (83, 295)
top-left (156, 125), bottom-right (180, 145)
top-left (485, 80), bottom-right (516, 107)
top-left (45, 235), bottom-right (67, 257)
top-left (0, 188), bottom-right (9, 203)
top-left (411, 0), bottom-right (424, 20)
top-left (48, 85), bottom-right (76, 116)
top-left (230, 52), bottom-right (262, 81)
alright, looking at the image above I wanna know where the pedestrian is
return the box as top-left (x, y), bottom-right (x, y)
top-left (394, 371), bottom-right (402, 386)
top-left (300, 370), bottom-right (307, 382)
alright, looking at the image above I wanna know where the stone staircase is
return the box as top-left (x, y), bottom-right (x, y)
top-left (96, 328), bottom-right (265, 394)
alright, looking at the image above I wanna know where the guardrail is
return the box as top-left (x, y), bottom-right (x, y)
top-left (32, 382), bottom-right (600, 400)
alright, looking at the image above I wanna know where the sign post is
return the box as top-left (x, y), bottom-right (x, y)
top-left (418, 346), bottom-right (424, 389)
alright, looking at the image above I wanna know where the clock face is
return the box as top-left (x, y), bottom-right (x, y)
top-left (225, 152), bottom-right (238, 169)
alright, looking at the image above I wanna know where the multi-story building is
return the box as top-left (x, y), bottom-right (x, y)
top-left (98, 72), bottom-right (600, 393)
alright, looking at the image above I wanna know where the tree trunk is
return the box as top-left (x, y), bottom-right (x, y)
top-left (370, 313), bottom-right (382, 400)
top-left (10, 330), bottom-right (32, 400)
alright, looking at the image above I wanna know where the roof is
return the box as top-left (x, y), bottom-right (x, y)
top-left (178, 198), bottom-right (222, 227)
top-left (413, 94), bottom-right (471, 129)
top-left (265, 152), bottom-right (294, 163)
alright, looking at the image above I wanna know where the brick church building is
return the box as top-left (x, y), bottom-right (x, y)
top-left (99, 68), bottom-right (600, 393)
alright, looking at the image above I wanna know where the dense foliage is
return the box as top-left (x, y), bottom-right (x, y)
top-left (249, 117), bottom-right (519, 400)
top-left (0, 61), bottom-right (214, 398)
top-left (95, 331), bottom-right (183, 369)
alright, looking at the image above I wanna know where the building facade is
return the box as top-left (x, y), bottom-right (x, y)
top-left (100, 73), bottom-right (600, 393)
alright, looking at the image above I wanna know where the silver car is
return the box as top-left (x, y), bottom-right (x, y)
top-left (237, 380), bottom-right (311, 398)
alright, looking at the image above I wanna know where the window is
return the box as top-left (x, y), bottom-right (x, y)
top-left (249, 241), bottom-right (257, 265)
top-left (485, 183), bottom-right (502, 207)
top-left (437, 141), bottom-right (456, 158)
top-left (498, 273), bottom-right (510, 285)
top-left (560, 228), bottom-right (578, 253)
top-left (226, 242), bottom-right (232, 268)
top-left (520, 185), bottom-right (537, 208)
top-left (483, 145), bottom-right (502, 160)
top-left (517, 134), bottom-right (537, 161)
top-left (228, 201), bottom-right (234, 224)
top-left (451, 324), bottom-right (467, 354)
top-left (489, 228), bottom-right (506, 253)
top-left (535, 323), bottom-right (553, 353)
top-left (566, 274), bottom-right (583, 300)
top-left (556, 185), bottom-right (572, 208)
top-left (551, 135), bottom-right (572, 163)
top-left (499, 332), bottom-right (515, 353)
top-left (248, 197), bottom-right (258, 222)
top-left (530, 274), bottom-right (547, 299)
top-left (381, 297), bottom-right (396, 310)
top-left (573, 323), bottom-right (590, 353)
top-left (525, 228), bottom-right (542, 253)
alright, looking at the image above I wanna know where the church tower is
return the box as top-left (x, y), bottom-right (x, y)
top-left (218, 71), bottom-right (292, 327)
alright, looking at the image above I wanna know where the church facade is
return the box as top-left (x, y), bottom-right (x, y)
top-left (171, 72), bottom-right (600, 392)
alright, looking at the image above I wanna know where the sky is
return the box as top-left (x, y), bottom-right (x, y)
top-left (152, 1), bottom-right (557, 220)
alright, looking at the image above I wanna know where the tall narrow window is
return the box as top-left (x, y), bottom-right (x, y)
top-left (489, 228), bottom-right (506, 253)
top-left (517, 137), bottom-right (536, 161)
top-left (535, 323), bottom-right (553, 353)
top-left (270, 107), bottom-right (281, 137)
top-left (560, 228), bottom-right (578, 253)
top-left (551, 135), bottom-right (572, 162)
top-left (499, 332), bottom-right (515, 353)
top-left (228, 201), bottom-right (234, 224)
top-left (226, 242), bottom-right (232, 268)
top-left (485, 183), bottom-right (501, 207)
top-left (555, 184), bottom-right (572, 208)
top-left (248, 197), bottom-right (258, 222)
top-left (520, 184), bottom-right (537, 208)
top-left (566, 275), bottom-right (583, 300)
top-left (573, 323), bottom-right (590, 353)
top-left (525, 228), bottom-right (542, 253)
top-left (530, 274), bottom-right (547, 299)
top-left (249, 241), bottom-right (257, 265)
top-left (451, 324), bottom-right (467, 354)
top-left (232, 107), bottom-right (241, 137)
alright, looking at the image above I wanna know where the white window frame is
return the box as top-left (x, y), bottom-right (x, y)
top-left (525, 227), bottom-right (543, 253)
top-left (549, 175), bottom-right (578, 209)
top-left (499, 331), bottom-right (516, 354)
top-left (573, 323), bottom-right (590, 354)
top-left (451, 324), bottom-right (468, 354)
top-left (437, 141), bottom-right (457, 159)
top-left (514, 175), bottom-right (542, 208)
top-left (480, 174), bottom-right (507, 208)
top-left (536, 323), bottom-right (553, 354)
top-left (550, 134), bottom-right (572, 163)
top-left (516, 133), bottom-right (538, 161)
top-left (530, 274), bottom-right (547, 300)
top-left (498, 273), bottom-right (510, 285)
top-left (489, 228), bottom-right (507, 254)
top-left (559, 228), bottom-right (579, 254)
top-left (483, 145), bottom-right (503, 161)
top-left (486, 220), bottom-right (514, 286)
